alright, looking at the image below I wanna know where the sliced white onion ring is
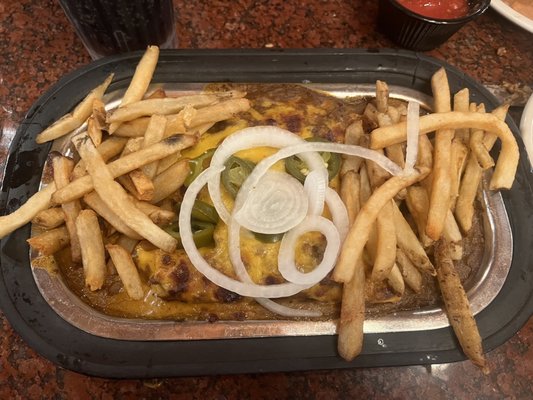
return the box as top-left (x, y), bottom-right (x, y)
top-left (304, 169), bottom-right (328, 216)
top-left (278, 215), bottom-right (340, 285)
top-left (325, 187), bottom-right (349, 241)
top-left (179, 166), bottom-right (311, 298)
top-left (234, 171), bottom-right (308, 234)
top-left (208, 126), bottom-right (325, 224)
top-left (405, 101), bottom-right (420, 173)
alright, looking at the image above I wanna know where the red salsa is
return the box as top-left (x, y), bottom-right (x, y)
top-left (396, 0), bottom-right (470, 19)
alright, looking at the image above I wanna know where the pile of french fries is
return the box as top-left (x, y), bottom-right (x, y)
top-left (335, 70), bottom-right (519, 374)
top-left (2, 46), bottom-right (250, 299)
top-left (0, 45), bottom-right (520, 373)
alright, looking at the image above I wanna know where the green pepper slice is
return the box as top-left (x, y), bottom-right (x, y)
top-left (190, 199), bottom-right (219, 224)
top-left (253, 231), bottom-right (285, 243)
top-left (221, 156), bottom-right (256, 198)
top-left (285, 137), bottom-right (341, 183)
top-left (184, 148), bottom-right (216, 186)
top-left (165, 220), bottom-right (216, 249)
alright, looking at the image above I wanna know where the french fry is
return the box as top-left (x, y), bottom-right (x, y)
top-left (455, 105), bottom-right (510, 232)
top-left (83, 192), bottom-right (142, 239)
top-left (370, 111), bottom-right (519, 190)
top-left (53, 156), bottom-right (82, 263)
top-left (363, 103), bottom-right (379, 129)
top-left (434, 240), bottom-right (489, 374)
top-left (32, 207), bottom-right (65, 229)
top-left (391, 200), bottom-right (436, 276)
top-left (156, 153), bottom-right (180, 175)
top-left (72, 136), bottom-right (128, 179)
top-left (469, 104), bottom-right (495, 170)
top-left (87, 116), bottom-right (102, 147)
top-left (395, 248), bottom-right (422, 293)
top-left (131, 199), bottom-right (176, 226)
top-left (183, 98), bottom-right (251, 129)
top-left (375, 80), bottom-right (389, 113)
top-left (0, 184), bottom-right (56, 238)
top-left (340, 170), bottom-right (361, 225)
top-left (370, 200), bottom-right (396, 284)
top-left (108, 45), bottom-right (160, 134)
top-left (106, 95), bottom-right (222, 124)
top-left (141, 114), bottom-right (167, 179)
top-left (146, 87), bottom-right (167, 99)
top-left (27, 226), bottom-right (70, 255)
top-left (333, 168), bottom-right (429, 283)
top-left (340, 119), bottom-right (365, 175)
top-left (337, 256), bottom-right (366, 361)
top-left (426, 68), bottom-right (454, 241)
top-left (35, 74), bottom-right (113, 144)
top-left (75, 209), bottom-right (106, 291)
top-left (129, 169), bottom-right (155, 201)
top-left (387, 264), bottom-right (405, 297)
top-left (449, 139), bottom-right (469, 210)
top-left (443, 210), bottom-right (463, 260)
top-left (453, 88), bottom-right (470, 143)
top-left (151, 159), bottom-right (191, 204)
top-left (405, 186), bottom-right (433, 248)
top-left (106, 244), bottom-right (144, 300)
top-left (73, 133), bottom-right (177, 252)
top-left (52, 135), bottom-right (196, 204)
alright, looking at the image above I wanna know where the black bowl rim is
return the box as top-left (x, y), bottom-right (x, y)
top-left (386, 0), bottom-right (492, 24)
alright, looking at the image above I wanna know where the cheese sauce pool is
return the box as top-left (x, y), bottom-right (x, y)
top-left (396, 0), bottom-right (470, 19)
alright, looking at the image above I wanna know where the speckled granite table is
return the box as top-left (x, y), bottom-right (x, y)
top-left (1, 1), bottom-right (532, 398)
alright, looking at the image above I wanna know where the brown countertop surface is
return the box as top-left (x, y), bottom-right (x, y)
top-left (1, 0), bottom-right (532, 398)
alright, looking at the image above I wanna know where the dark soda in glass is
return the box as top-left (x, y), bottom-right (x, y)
top-left (58, 0), bottom-right (176, 59)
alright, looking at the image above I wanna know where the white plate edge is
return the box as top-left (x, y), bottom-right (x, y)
top-left (491, 0), bottom-right (533, 34)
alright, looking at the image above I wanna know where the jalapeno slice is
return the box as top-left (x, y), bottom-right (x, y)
top-left (184, 148), bottom-right (216, 186)
top-left (285, 137), bottom-right (341, 183)
top-left (190, 199), bottom-right (219, 224)
top-left (252, 231), bottom-right (285, 243)
top-left (165, 220), bottom-right (216, 249)
top-left (221, 156), bottom-right (256, 198)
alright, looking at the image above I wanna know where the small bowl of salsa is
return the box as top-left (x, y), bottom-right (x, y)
top-left (377, 0), bottom-right (491, 51)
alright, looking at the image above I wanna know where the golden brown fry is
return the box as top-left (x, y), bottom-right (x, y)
top-left (391, 200), bottom-right (436, 276)
top-left (141, 114), bottom-right (167, 179)
top-left (87, 116), bottom-right (102, 147)
top-left (453, 88), bottom-right (470, 143)
top-left (73, 133), bottom-right (177, 252)
top-left (156, 153), bottom-right (180, 175)
top-left (426, 68), bottom-right (454, 241)
top-left (75, 209), bottom-right (106, 291)
top-left (184, 98), bottom-right (251, 129)
top-left (443, 210), bottom-right (463, 260)
top-left (106, 244), bottom-right (144, 300)
top-left (83, 192), bottom-right (142, 239)
top-left (0, 184), bottom-right (56, 239)
top-left (151, 159), bottom-right (191, 204)
top-left (129, 169), bottom-right (155, 201)
top-left (375, 80), bottom-right (389, 113)
top-left (469, 104), bottom-right (495, 170)
top-left (337, 257), bottom-right (366, 361)
top-left (435, 240), bottom-right (489, 374)
top-left (405, 186), bottom-right (433, 248)
top-left (449, 139), bottom-right (469, 210)
top-left (340, 119), bottom-right (365, 175)
top-left (333, 168), bottom-right (429, 283)
top-left (53, 156), bottom-right (82, 263)
top-left (53, 135), bottom-right (196, 204)
top-left (395, 248), bottom-right (422, 293)
top-left (27, 226), bottom-right (70, 255)
top-left (363, 103), bottom-right (379, 128)
top-left (32, 207), bottom-right (65, 229)
top-left (340, 170), bottom-right (361, 225)
top-left (36, 74), bottom-right (113, 144)
top-left (387, 264), bottom-right (405, 297)
top-left (72, 136), bottom-right (128, 179)
top-left (106, 95), bottom-right (221, 124)
top-left (370, 111), bottom-right (519, 190)
top-left (371, 200), bottom-right (396, 284)
top-left (455, 155), bottom-right (482, 233)
top-left (131, 199), bottom-right (176, 226)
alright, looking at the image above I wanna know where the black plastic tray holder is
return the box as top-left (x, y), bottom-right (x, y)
top-left (1, 49), bottom-right (532, 378)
